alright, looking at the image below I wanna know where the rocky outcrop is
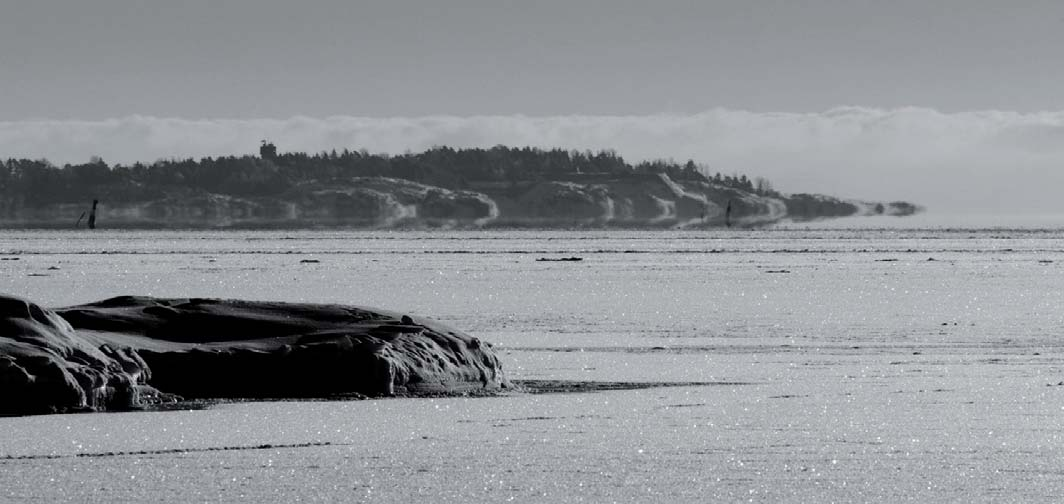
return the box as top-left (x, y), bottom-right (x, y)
top-left (0, 295), bottom-right (153, 415)
top-left (478, 174), bottom-right (792, 227)
top-left (286, 177), bottom-right (498, 226)
top-left (0, 174), bottom-right (919, 228)
top-left (0, 294), bottom-right (509, 416)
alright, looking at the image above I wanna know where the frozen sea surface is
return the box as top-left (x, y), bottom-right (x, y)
top-left (2, 228), bottom-right (1064, 502)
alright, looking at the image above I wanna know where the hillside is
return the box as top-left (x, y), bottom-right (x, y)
top-left (0, 145), bottom-right (919, 228)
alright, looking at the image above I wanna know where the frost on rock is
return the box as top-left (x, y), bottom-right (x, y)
top-left (0, 294), bottom-right (509, 415)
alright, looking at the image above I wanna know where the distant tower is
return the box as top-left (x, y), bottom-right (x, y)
top-left (259, 140), bottom-right (278, 160)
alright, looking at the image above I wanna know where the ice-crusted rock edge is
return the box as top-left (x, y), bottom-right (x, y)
top-left (0, 294), bottom-right (509, 416)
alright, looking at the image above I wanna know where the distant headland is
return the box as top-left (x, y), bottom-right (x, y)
top-left (0, 143), bottom-right (920, 228)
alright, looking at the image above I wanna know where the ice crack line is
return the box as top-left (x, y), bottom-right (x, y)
top-left (1, 441), bottom-right (344, 460)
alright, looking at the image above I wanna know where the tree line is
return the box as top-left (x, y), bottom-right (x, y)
top-left (0, 144), bottom-right (782, 206)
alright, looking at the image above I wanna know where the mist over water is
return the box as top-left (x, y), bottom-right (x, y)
top-left (4, 107), bottom-right (1064, 225)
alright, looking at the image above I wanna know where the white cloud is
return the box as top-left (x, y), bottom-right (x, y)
top-left (3, 107), bottom-right (1064, 215)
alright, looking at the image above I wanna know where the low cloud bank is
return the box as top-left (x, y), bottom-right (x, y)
top-left (4, 107), bottom-right (1064, 215)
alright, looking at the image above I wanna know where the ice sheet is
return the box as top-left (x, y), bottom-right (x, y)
top-left (2, 229), bottom-right (1063, 501)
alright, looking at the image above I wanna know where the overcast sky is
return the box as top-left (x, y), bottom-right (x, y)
top-left (3, 1), bottom-right (1064, 218)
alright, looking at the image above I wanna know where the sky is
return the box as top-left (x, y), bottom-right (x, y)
top-left (3, 0), bottom-right (1064, 219)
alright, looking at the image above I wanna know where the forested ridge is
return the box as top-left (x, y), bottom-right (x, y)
top-left (1, 144), bottom-right (776, 203)
top-left (0, 144), bottom-right (919, 227)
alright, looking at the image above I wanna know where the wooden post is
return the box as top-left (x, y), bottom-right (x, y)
top-left (88, 199), bottom-right (98, 230)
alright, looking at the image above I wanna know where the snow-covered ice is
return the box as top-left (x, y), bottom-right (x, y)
top-left (2, 228), bottom-right (1063, 502)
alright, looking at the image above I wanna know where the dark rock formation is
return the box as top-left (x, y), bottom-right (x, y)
top-left (0, 295), bottom-right (151, 415)
top-left (0, 294), bottom-right (509, 416)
